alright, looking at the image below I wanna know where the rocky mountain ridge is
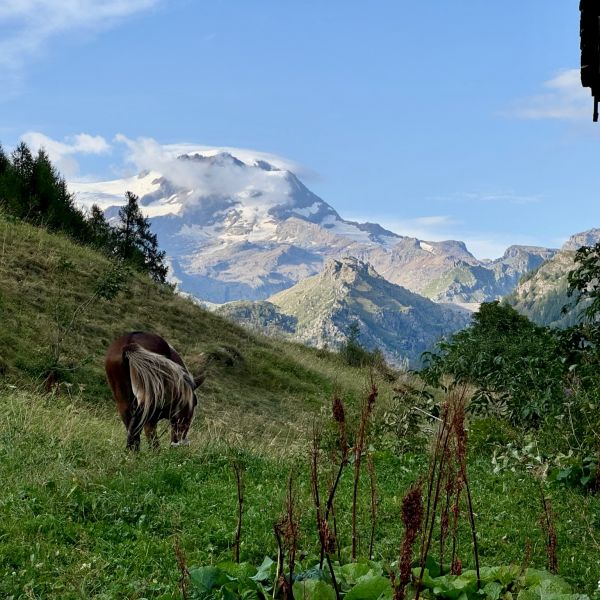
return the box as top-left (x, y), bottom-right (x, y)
top-left (506, 229), bottom-right (600, 327)
top-left (216, 256), bottom-right (472, 366)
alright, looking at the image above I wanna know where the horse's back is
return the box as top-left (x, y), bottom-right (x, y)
top-left (105, 332), bottom-right (184, 408)
top-left (105, 332), bottom-right (184, 367)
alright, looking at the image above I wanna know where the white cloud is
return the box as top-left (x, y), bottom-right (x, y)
top-left (114, 134), bottom-right (314, 196)
top-left (116, 136), bottom-right (313, 178)
top-left (0, 0), bottom-right (160, 92)
top-left (504, 68), bottom-right (592, 120)
top-left (68, 135), bottom-right (319, 229)
top-left (21, 131), bottom-right (110, 176)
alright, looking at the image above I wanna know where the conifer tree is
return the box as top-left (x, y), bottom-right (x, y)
top-left (0, 144), bottom-right (9, 176)
top-left (0, 145), bottom-right (11, 206)
top-left (29, 148), bottom-right (88, 237)
top-left (10, 142), bottom-right (35, 219)
top-left (87, 204), bottom-right (114, 251)
top-left (115, 191), bottom-right (168, 283)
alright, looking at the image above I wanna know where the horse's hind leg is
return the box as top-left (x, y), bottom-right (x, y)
top-left (127, 405), bottom-right (144, 451)
top-left (144, 422), bottom-right (159, 450)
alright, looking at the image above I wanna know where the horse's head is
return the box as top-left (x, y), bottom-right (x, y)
top-left (171, 371), bottom-right (206, 446)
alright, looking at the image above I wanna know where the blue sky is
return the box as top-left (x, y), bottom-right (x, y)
top-left (1, 0), bottom-right (597, 258)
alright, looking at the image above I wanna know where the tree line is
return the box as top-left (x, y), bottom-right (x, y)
top-left (0, 141), bottom-right (167, 283)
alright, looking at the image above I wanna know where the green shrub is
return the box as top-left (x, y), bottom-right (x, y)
top-left (422, 302), bottom-right (565, 428)
top-left (468, 417), bottom-right (519, 455)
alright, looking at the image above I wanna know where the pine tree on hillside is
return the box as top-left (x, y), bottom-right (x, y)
top-left (115, 191), bottom-right (168, 283)
top-left (31, 149), bottom-right (88, 238)
top-left (0, 142), bottom-right (88, 240)
top-left (0, 144), bottom-right (9, 176)
top-left (87, 204), bottom-right (114, 251)
top-left (0, 145), bottom-right (11, 205)
top-left (10, 142), bottom-right (35, 219)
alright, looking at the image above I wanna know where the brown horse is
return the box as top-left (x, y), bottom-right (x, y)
top-left (105, 332), bottom-right (205, 450)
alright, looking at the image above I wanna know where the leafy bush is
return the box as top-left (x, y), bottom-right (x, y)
top-left (373, 382), bottom-right (439, 453)
top-left (187, 559), bottom-right (590, 600)
top-left (468, 417), bottom-right (519, 455)
top-left (548, 453), bottom-right (598, 492)
top-left (417, 566), bottom-right (589, 600)
top-left (421, 302), bottom-right (565, 427)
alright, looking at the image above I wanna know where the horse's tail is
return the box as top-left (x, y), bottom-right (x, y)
top-left (123, 343), bottom-right (195, 429)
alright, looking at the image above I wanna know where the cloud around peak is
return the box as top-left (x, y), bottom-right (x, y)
top-left (18, 131), bottom-right (313, 184)
top-left (114, 134), bottom-right (313, 178)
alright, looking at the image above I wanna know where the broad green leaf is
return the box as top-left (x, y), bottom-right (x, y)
top-left (345, 575), bottom-right (391, 600)
top-left (296, 564), bottom-right (328, 582)
top-left (521, 570), bottom-right (572, 593)
top-left (516, 591), bottom-right (538, 600)
top-left (189, 566), bottom-right (228, 591)
top-left (217, 561), bottom-right (256, 579)
top-left (482, 581), bottom-right (503, 600)
top-left (422, 555), bottom-right (443, 578)
top-left (218, 586), bottom-right (239, 600)
top-left (340, 562), bottom-right (373, 584)
top-left (250, 556), bottom-right (275, 582)
top-left (293, 579), bottom-right (337, 600)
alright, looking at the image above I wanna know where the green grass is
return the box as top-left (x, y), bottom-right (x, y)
top-left (1, 215), bottom-right (600, 598)
top-left (1, 389), bottom-right (599, 599)
top-left (0, 213), bottom-right (395, 439)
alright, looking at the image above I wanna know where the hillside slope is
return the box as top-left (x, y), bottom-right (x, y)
top-left (2, 216), bottom-right (600, 599)
top-left (0, 213), bottom-right (396, 442)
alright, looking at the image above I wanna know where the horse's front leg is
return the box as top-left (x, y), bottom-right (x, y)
top-left (144, 422), bottom-right (160, 450)
top-left (127, 405), bottom-right (144, 451)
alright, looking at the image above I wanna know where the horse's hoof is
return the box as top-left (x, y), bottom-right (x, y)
top-left (170, 439), bottom-right (190, 447)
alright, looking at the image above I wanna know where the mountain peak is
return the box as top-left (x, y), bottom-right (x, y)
top-left (70, 151), bottom-right (557, 306)
top-left (177, 151), bottom-right (246, 168)
top-left (561, 228), bottom-right (600, 251)
top-left (251, 256), bottom-right (472, 365)
top-left (253, 159), bottom-right (281, 172)
top-left (324, 256), bottom-right (377, 281)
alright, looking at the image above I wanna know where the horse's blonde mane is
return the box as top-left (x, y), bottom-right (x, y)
top-left (125, 345), bottom-right (195, 427)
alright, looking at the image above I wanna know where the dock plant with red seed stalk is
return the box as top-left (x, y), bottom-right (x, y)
top-left (351, 379), bottom-right (378, 561)
top-left (310, 421), bottom-right (341, 598)
top-left (394, 481), bottom-right (424, 600)
top-left (415, 387), bottom-right (480, 600)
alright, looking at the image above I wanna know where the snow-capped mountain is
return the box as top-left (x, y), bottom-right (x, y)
top-left (71, 151), bottom-right (555, 304)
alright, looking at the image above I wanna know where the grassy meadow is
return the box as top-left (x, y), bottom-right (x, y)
top-left (1, 214), bottom-right (600, 598)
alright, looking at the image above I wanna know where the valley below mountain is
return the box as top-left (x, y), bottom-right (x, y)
top-left (73, 149), bottom-right (600, 361)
